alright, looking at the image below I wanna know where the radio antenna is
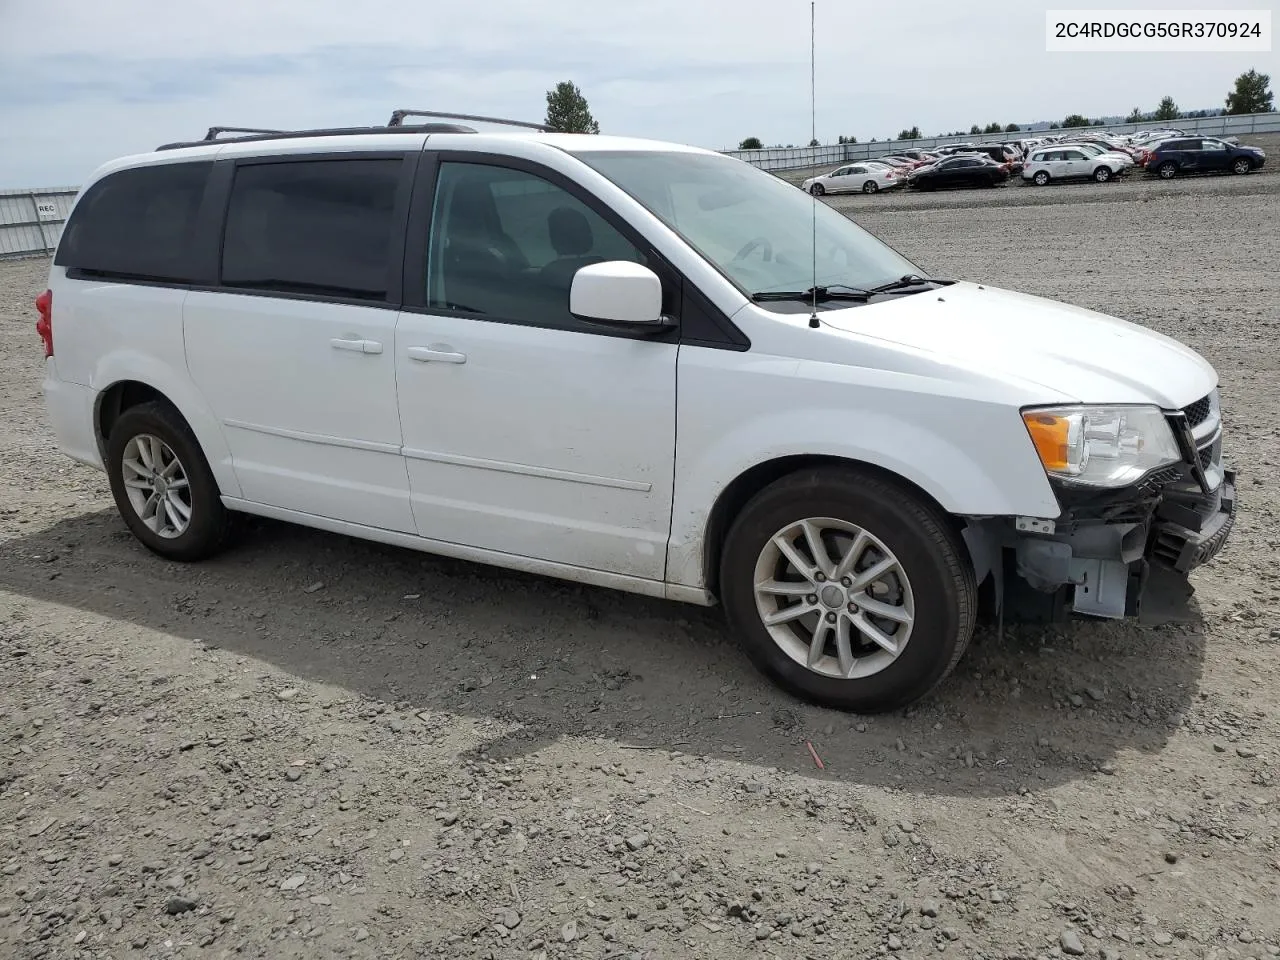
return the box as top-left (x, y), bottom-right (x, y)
top-left (808, 1), bottom-right (820, 329)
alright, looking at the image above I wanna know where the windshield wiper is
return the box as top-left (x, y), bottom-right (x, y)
top-left (751, 284), bottom-right (872, 303)
top-left (865, 274), bottom-right (935, 295)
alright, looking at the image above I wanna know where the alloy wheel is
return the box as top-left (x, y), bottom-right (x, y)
top-left (121, 434), bottom-right (193, 539)
top-left (753, 518), bottom-right (914, 680)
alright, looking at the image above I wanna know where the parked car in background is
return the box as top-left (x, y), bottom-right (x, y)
top-left (957, 145), bottom-right (1023, 175)
top-left (908, 155), bottom-right (1009, 190)
top-left (1070, 142), bottom-right (1135, 169)
top-left (1143, 137), bottom-right (1266, 179)
top-left (801, 163), bottom-right (902, 195)
top-left (1022, 146), bottom-right (1125, 185)
top-left (895, 149), bottom-right (941, 162)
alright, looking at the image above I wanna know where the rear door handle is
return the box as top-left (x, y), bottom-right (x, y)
top-left (331, 338), bottom-right (383, 355)
top-left (407, 345), bottom-right (467, 364)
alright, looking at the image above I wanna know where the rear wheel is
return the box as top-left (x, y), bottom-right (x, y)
top-left (105, 401), bottom-right (233, 561)
top-left (720, 467), bottom-right (976, 712)
top-left (862, 180), bottom-right (879, 194)
top-left (1033, 171), bottom-right (1050, 186)
top-left (1232, 157), bottom-right (1252, 175)
top-left (1093, 166), bottom-right (1112, 183)
top-left (1158, 161), bottom-right (1178, 179)
top-left (810, 183), bottom-right (825, 196)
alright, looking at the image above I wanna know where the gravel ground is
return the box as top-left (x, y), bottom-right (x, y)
top-left (2, 170), bottom-right (1279, 960)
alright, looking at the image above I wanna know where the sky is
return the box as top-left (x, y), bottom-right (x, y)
top-left (0, 0), bottom-right (1275, 187)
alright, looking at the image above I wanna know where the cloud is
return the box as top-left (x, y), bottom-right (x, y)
top-left (0, 0), bottom-right (1274, 186)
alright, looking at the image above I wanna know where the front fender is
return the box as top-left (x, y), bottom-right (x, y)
top-left (665, 352), bottom-right (1062, 590)
top-left (92, 349), bottom-right (243, 499)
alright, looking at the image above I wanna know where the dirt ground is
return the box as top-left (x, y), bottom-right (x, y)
top-left (2, 166), bottom-right (1279, 960)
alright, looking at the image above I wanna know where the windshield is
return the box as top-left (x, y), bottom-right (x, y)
top-left (571, 150), bottom-right (922, 302)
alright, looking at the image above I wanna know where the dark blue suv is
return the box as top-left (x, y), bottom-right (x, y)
top-left (1144, 137), bottom-right (1266, 180)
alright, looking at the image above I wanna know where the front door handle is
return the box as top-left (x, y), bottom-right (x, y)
top-left (407, 345), bottom-right (467, 364)
top-left (331, 338), bottom-right (383, 355)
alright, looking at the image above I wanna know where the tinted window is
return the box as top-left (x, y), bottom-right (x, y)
top-left (55, 161), bottom-right (210, 281)
top-left (221, 158), bottom-right (403, 301)
top-left (426, 162), bottom-right (645, 329)
top-left (1064, 151), bottom-right (1086, 160)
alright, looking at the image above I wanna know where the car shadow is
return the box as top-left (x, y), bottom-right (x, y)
top-left (0, 509), bottom-right (1207, 798)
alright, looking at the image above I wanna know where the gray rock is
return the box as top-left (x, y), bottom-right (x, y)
top-left (1237, 747), bottom-right (1258, 758)
top-left (285, 769), bottom-right (301, 782)
top-left (1068, 694), bottom-right (1085, 708)
top-left (353, 927), bottom-right (369, 941)
top-left (887, 933), bottom-right (903, 951)
top-left (302, 582), bottom-right (325, 594)
top-left (625, 833), bottom-right (649, 851)
top-left (389, 719), bottom-right (406, 734)
top-left (1085, 686), bottom-right (1105, 701)
top-left (1060, 928), bottom-right (1086, 956)
top-left (919, 899), bottom-right (940, 917)
top-left (276, 689), bottom-right (299, 702)
top-left (499, 909), bottom-right (521, 929)
top-left (106, 854), bottom-right (123, 867)
top-left (280, 874), bottom-right (307, 891)
top-left (561, 919), bottom-right (578, 943)
top-left (165, 896), bottom-right (197, 915)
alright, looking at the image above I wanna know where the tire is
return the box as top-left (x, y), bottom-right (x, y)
top-left (1093, 166), bottom-right (1111, 183)
top-left (810, 183), bottom-right (825, 196)
top-left (1033, 171), bottom-right (1050, 186)
top-left (1158, 161), bottom-right (1178, 180)
top-left (1232, 157), bottom-right (1252, 175)
top-left (862, 180), bottom-right (878, 194)
top-left (105, 400), bottom-right (233, 562)
top-left (719, 467), bottom-right (977, 713)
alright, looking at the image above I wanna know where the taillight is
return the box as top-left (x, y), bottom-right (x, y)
top-left (35, 289), bottom-right (53, 358)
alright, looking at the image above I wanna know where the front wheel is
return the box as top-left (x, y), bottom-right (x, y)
top-left (809, 183), bottom-right (825, 196)
top-left (1232, 157), bottom-right (1252, 175)
top-left (862, 180), bottom-right (879, 194)
top-left (106, 401), bottom-right (233, 561)
top-left (720, 468), bottom-right (976, 712)
top-left (1094, 166), bottom-right (1111, 183)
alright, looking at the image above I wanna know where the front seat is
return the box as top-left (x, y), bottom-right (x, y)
top-left (539, 206), bottom-right (604, 291)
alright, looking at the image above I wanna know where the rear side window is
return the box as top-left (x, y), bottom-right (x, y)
top-left (221, 158), bottom-right (403, 301)
top-left (55, 161), bottom-right (211, 282)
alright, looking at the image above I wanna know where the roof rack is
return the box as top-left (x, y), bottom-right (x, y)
top-left (203, 126), bottom-right (287, 141)
top-left (388, 109), bottom-right (551, 132)
top-left (155, 122), bottom-right (478, 152)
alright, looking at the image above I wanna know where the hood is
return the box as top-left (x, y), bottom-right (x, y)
top-left (819, 282), bottom-right (1216, 408)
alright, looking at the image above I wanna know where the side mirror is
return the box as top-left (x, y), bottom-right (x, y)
top-left (570, 261), bottom-right (670, 330)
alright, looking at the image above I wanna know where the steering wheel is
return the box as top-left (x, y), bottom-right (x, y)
top-left (732, 236), bottom-right (773, 263)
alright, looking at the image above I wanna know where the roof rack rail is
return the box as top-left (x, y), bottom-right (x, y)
top-left (155, 122), bottom-right (477, 152)
top-left (203, 126), bottom-right (287, 141)
top-left (388, 109), bottom-right (551, 132)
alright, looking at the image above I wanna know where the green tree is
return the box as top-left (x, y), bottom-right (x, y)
top-left (1062, 113), bottom-right (1091, 128)
top-left (1226, 68), bottom-right (1274, 114)
top-left (1125, 106), bottom-right (1144, 123)
top-left (1049, 122), bottom-right (1061, 130)
top-left (1153, 96), bottom-right (1180, 121)
top-left (969, 124), bottom-right (981, 135)
top-left (982, 122), bottom-right (1002, 134)
top-left (544, 81), bottom-right (599, 133)
top-left (1004, 122), bottom-right (1021, 133)
top-left (808, 138), bottom-right (820, 147)
top-left (897, 126), bottom-right (921, 140)
top-left (738, 136), bottom-right (763, 150)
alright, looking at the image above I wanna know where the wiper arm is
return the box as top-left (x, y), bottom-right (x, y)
top-left (865, 274), bottom-right (935, 294)
top-left (751, 284), bottom-right (872, 303)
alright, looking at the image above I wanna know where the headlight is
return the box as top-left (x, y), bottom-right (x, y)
top-left (1021, 405), bottom-right (1181, 488)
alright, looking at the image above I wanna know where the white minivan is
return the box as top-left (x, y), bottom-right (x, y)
top-left (37, 113), bottom-right (1235, 713)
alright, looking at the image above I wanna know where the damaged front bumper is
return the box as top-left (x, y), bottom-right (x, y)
top-left (966, 393), bottom-right (1235, 623)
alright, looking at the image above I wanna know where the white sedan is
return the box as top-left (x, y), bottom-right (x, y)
top-left (801, 163), bottom-right (902, 196)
